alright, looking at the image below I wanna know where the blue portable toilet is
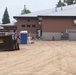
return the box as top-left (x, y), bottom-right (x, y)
top-left (20, 31), bottom-right (28, 44)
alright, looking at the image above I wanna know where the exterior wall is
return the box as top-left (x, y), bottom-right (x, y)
top-left (69, 33), bottom-right (76, 40)
top-left (42, 17), bottom-right (76, 32)
top-left (16, 17), bottom-right (76, 40)
top-left (42, 17), bottom-right (76, 40)
top-left (42, 32), bottom-right (61, 40)
top-left (42, 32), bottom-right (76, 41)
top-left (17, 18), bottom-right (40, 36)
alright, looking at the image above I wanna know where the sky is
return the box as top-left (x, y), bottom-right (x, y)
top-left (0, 0), bottom-right (59, 23)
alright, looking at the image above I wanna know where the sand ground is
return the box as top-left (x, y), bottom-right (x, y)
top-left (0, 41), bottom-right (76, 75)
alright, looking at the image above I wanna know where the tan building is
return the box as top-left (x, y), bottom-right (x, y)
top-left (14, 4), bottom-right (76, 40)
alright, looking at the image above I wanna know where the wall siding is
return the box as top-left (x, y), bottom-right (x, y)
top-left (42, 32), bottom-right (61, 40)
top-left (42, 32), bottom-right (76, 41)
top-left (69, 33), bottom-right (76, 40)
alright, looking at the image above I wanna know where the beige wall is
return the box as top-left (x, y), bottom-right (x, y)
top-left (42, 18), bottom-right (76, 32)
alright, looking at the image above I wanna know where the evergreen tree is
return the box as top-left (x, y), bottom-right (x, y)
top-left (56, 0), bottom-right (65, 7)
top-left (21, 5), bottom-right (31, 15)
top-left (2, 7), bottom-right (10, 24)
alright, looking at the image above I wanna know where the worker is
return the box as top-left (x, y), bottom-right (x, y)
top-left (13, 29), bottom-right (20, 50)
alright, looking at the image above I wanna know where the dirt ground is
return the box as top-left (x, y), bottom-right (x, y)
top-left (0, 41), bottom-right (76, 75)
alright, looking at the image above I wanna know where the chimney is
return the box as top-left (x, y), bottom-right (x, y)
top-left (55, 7), bottom-right (57, 12)
top-left (61, 6), bottom-right (63, 11)
top-left (24, 5), bottom-right (26, 10)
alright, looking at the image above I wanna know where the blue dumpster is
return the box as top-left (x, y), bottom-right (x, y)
top-left (20, 31), bottom-right (28, 44)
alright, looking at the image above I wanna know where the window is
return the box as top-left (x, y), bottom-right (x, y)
top-left (73, 20), bottom-right (76, 26)
top-left (27, 25), bottom-right (30, 27)
top-left (27, 19), bottom-right (30, 22)
top-left (22, 24), bottom-right (25, 27)
top-left (32, 25), bottom-right (36, 27)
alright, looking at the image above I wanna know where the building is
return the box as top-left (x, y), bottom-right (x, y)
top-left (14, 4), bottom-right (76, 40)
top-left (0, 23), bottom-right (17, 31)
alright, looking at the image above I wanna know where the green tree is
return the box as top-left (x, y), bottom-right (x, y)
top-left (64, 0), bottom-right (76, 5)
top-left (21, 5), bottom-right (31, 15)
top-left (75, 0), bottom-right (76, 3)
top-left (2, 7), bottom-right (10, 24)
top-left (56, 0), bottom-right (65, 7)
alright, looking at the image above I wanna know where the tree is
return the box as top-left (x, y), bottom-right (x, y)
top-left (2, 7), bottom-right (10, 24)
top-left (21, 5), bottom-right (31, 15)
top-left (56, 0), bottom-right (65, 7)
top-left (75, 0), bottom-right (76, 3)
top-left (64, 0), bottom-right (76, 5)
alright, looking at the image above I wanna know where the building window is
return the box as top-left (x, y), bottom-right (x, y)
top-left (27, 25), bottom-right (30, 27)
top-left (73, 20), bottom-right (76, 26)
top-left (32, 25), bottom-right (36, 27)
top-left (28, 19), bottom-right (30, 22)
top-left (22, 24), bottom-right (25, 27)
